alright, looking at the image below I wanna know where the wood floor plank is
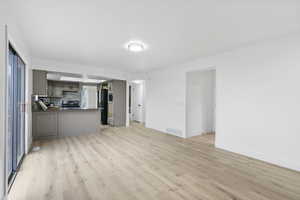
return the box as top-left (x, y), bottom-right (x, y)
top-left (8, 123), bottom-right (300, 200)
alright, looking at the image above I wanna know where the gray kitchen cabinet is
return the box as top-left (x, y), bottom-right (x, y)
top-left (32, 112), bottom-right (58, 139)
top-left (32, 110), bottom-right (101, 139)
top-left (111, 80), bottom-right (126, 126)
top-left (33, 70), bottom-right (48, 96)
top-left (58, 110), bottom-right (101, 137)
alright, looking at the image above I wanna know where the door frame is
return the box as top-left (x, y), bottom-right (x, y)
top-left (185, 67), bottom-right (216, 141)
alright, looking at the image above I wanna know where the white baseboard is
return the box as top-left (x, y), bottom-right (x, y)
top-left (215, 142), bottom-right (300, 172)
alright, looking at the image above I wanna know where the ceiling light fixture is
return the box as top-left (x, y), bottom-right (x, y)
top-left (132, 80), bottom-right (144, 84)
top-left (125, 41), bottom-right (146, 52)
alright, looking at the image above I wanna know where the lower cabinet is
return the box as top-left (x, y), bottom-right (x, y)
top-left (32, 110), bottom-right (101, 140)
top-left (32, 112), bottom-right (58, 138)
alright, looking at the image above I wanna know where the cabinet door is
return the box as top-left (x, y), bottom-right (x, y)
top-left (112, 80), bottom-right (126, 126)
top-left (33, 70), bottom-right (47, 95)
top-left (33, 112), bottom-right (58, 138)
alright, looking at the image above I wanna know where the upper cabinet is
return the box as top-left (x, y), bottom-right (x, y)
top-left (33, 70), bottom-right (48, 96)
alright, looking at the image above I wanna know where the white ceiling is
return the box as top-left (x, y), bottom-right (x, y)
top-left (11, 0), bottom-right (300, 72)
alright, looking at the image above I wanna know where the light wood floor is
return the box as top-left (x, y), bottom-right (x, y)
top-left (189, 133), bottom-right (215, 145)
top-left (9, 124), bottom-right (300, 200)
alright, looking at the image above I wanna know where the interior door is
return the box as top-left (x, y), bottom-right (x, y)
top-left (133, 83), bottom-right (143, 122)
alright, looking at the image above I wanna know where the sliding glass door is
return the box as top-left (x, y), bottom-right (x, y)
top-left (16, 53), bottom-right (25, 165)
top-left (7, 45), bottom-right (26, 183)
top-left (7, 45), bottom-right (14, 180)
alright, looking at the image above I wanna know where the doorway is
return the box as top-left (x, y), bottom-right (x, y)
top-left (6, 44), bottom-right (26, 187)
top-left (130, 80), bottom-right (145, 124)
top-left (186, 69), bottom-right (216, 144)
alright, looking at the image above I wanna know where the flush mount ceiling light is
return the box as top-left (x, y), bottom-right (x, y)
top-left (125, 41), bottom-right (147, 52)
top-left (132, 80), bottom-right (144, 84)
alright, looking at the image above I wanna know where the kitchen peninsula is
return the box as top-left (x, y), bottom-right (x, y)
top-left (32, 70), bottom-right (101, 139)
top-left (32, 109), bottom-right (100, 139)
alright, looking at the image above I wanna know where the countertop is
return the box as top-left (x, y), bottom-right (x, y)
top-left (33, 107), bottom-right (100, 112)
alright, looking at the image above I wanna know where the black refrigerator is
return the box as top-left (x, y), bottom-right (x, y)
top-left (100, 88), bottom-right (108, 125)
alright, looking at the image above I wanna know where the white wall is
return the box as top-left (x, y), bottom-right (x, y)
top-left (0, 25), bottom-right (7, 200)
top-left (145, 32), bottom-right (300, 171)
top-left (146, 70), bottom-right (186, 137)
top-left (186, 70), bottom-right (215, 137)
top-left (0, 2), bottom-right (9, 199)
top-left (215, 34), bottom-right (300, 172)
